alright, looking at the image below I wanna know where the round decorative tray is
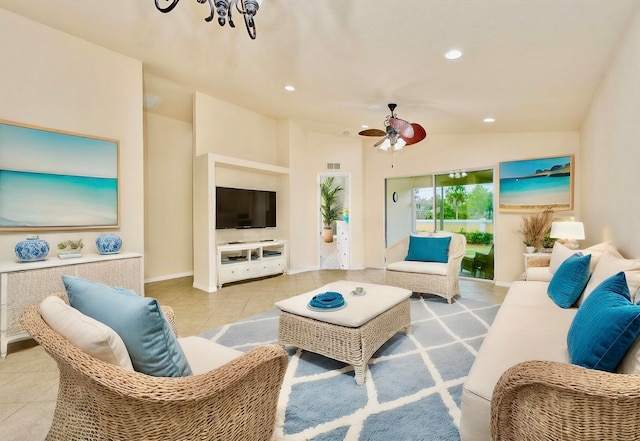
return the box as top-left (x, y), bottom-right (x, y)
top-left (307, 302), bottom-right (347, 312)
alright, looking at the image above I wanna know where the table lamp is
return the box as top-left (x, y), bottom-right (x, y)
top-left (550, 221), bottom-right (585, 250)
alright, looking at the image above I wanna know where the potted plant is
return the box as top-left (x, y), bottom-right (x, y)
top-left (57, 239), bottom-right (84, 258)
top-left (320, 177), bottom-right (343, 243)
top-left (518, 208), bottom-right (554, 252)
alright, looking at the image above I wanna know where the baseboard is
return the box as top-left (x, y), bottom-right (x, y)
top-left (192, 281), bottom-right (218, 293)
top-left (494, 280), bottom-right (513, 288)
top-left (144, 271), bottom-right (193, 284)
top-left (287, 266), bottom-right (320, 275)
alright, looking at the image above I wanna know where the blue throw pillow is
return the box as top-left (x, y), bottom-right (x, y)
top-left (405, 236), bottom-right (451, 263)
top-left (62, 275), bottom-right (192, 377)
top-left (547, 252), bottom-right (591, 308)
top-left (567, 272), bottom-right (640, 372)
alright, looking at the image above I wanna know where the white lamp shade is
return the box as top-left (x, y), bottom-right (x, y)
top-left (393, 138), bottom-right (406, 151)
top-left (550, 221), bottom-right (585, 240)
top-left (379, 138), bottom-right (391, 151)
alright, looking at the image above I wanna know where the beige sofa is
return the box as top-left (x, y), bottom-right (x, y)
top-left (460, 242), bottom-right (640, 441)
top-left (384, 232), bottom-right (466, 303)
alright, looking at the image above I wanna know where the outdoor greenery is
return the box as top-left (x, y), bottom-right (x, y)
top-left (459, 231), bottom-right (493, 245)
top-left (414, 184), bottom-right (493, 221)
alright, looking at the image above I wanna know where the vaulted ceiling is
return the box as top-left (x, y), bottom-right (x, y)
top-left (2, 0), bottom-right (638, 139)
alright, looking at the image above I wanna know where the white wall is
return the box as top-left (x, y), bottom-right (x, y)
top-left (580, 6), bottom-right (640, 259)
top-left (144, 112), bottom-right (193, 281)
top-left (0, 9), bottom-right (144, 261)
top-left (363, 132), bottom-right (580, 283)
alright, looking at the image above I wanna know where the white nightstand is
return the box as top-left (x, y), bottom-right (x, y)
top-left (520, 252), bottom-right (552, 280)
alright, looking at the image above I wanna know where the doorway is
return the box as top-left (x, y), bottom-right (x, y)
top-left (319, 173), bottom-right (350, 269)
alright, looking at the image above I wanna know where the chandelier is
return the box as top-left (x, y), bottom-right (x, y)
top-left (154, 0), bottom-right (263, 39)
top-left (448, 170), bottom-right (467, 179)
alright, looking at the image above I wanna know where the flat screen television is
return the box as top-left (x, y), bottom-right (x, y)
top-left (215, 186), bottom-right (276, 229)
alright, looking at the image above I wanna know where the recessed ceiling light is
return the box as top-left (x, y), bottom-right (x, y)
top-left (483, 117), bottom-right (495, 123)
top-left (444, 49), bottom-right (463, 60)
top-left (284, 85), bottom-right (295, 92)
top-left (361, 125), bottom-right (369, 129)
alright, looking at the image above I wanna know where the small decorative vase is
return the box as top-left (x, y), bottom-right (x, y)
top-left (525, 246), bottom-right (536, 254)
top-left (95, 234), bottom-right (122, 254)
top-left (15, 236), bottom-right (50, 262)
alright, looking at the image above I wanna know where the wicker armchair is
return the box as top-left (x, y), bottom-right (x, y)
top-left (384, 233), bottom-right (466, 303)
top-left (491, 360), bottom-right (640, 440)
top-left (20, 303), bottom-right (288, 441)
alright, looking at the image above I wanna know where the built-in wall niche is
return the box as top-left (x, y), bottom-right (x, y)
top-left (193, 153), bottom-right (289, 292)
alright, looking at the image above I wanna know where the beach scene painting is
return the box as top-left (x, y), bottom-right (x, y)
top-left (0, 120), bottom-right (119, 230)
top-left (499, 155), bottom-right (574, 212)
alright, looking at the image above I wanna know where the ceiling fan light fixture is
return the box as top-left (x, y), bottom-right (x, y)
top-left (379, 139), bottom-right (391, 151)
top-left (358, 103), bottom-right (427, 151)
top-left (394, 138), bottom-right (406, 151)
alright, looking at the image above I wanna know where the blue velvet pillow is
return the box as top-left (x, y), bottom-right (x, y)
top-left (405, 236), bottom-right (451, 263)
top-left (567, 272), bottom-right (640, 372)
top-left (547, 252), bottom-right (591, 308)
top-left (62, 275), bottom-right (192, 377)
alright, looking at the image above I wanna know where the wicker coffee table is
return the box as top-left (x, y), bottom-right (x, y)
top-left (275, 281), bottom-right (411, 385)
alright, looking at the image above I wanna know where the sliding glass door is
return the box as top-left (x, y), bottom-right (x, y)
top-left (385, 169), bottom-right (494, 280)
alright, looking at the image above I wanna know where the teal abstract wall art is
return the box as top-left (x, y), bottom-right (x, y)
top-left (0, 120), bottom-right (119, 230)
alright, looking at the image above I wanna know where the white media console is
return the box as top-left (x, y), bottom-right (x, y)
top-left (216, 240), bottom-right (288, 288)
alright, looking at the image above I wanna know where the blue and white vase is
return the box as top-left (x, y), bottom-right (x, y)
top-left (15, 237), bottom-right (50, 262)
top-left (95, 234), bottom-right (122, 254)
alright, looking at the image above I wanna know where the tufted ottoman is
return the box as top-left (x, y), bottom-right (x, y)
top-left (275, 281), bottom-right (411, 385)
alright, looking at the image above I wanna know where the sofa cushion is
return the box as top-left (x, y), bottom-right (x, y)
top-left (405, 236), bottom-right (451, 263)
top-left (549, 241), bottom-right (617, 274)
top-left (40, 295), bottom-right (134, 370)
top-left (568, 272), bottom-right (640, 372)
top-left (62, 275), bottom-right (192, 377)
top-left (460, 280), bottom-right (575, 441)
top-left (526, 266), bottom-right (553, 282)
top-left (547, 253), bottom-right (591, 308)
top-left (178, 336), bottom-right (242, 375)
top-left (579, 250), bottom-right (640, 305)
top-left (386, 260), bottom-right (448, 276)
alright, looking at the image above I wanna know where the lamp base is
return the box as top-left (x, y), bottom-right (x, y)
top-left (557, 239), bottom-right (580, 250)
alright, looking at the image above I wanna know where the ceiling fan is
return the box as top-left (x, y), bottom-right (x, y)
top-left (358, 103), bottom-right (427, 150)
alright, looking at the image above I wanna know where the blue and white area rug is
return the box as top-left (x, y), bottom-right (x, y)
top-left (200, 295), bottom-right (499, 441)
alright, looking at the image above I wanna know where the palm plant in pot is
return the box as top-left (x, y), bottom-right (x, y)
top-left (320, 177), bottom-right (343, 243)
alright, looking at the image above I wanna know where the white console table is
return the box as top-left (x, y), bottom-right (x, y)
top-left (0, 252), bottom-right (143, 358)
top-left (217, 240), bottom-right (288, 288)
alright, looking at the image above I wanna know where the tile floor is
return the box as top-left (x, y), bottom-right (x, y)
top-left (0, 269), bottom-right (507, 441)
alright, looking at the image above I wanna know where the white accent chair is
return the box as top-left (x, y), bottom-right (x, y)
top-left (384, 232), bottom-right (467, 303)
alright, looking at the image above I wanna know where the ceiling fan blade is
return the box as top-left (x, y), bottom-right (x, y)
top-left (402, 123), bottom-right (427, 146)
top-left (373, 136), bottom-right (388, 148)
top-left (358, 128), bottom-right (386, 137)
top-left (388, 117), bottom-right (415, 139)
